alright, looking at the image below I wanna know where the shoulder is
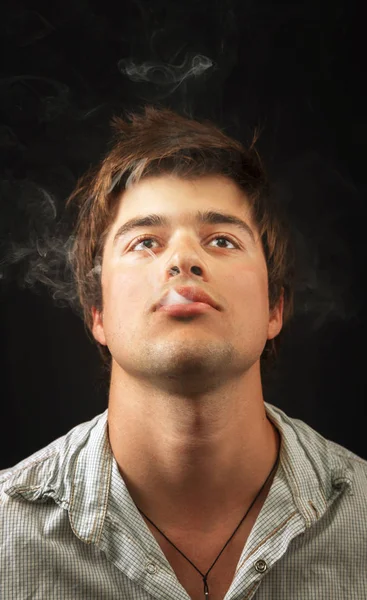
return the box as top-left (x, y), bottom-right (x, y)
top-left (266, 402), bottom-right (367, 510)
top-left (290, 410), bottom-right (367, 487)
top-left (0, 410), bottom-right (108, 512)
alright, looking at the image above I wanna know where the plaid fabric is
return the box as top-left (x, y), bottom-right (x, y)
top-left (1, 402), bottom-right (367, 599)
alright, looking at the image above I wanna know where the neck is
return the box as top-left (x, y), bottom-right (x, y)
top-left (107, 359), bottom-right (280, 533)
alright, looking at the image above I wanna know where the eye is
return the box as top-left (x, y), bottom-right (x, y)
top-left (130, 234), bottom-right (239, 251)
top-left (131, 236), bottom-right (159, 251)
top-left (209, 235), bottom-right (238, 249)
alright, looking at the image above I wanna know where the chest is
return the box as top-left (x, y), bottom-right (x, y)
top-left (144, 505), bottom-right (262, 600)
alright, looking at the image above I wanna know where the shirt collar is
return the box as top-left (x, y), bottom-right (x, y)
top-left (67, 403), bottom-right (354, 541)
top-left (67, 410), bottom-right (112, 544)
top-left (3, 403), bottom-right (354, 543)
top-left (2, 410), bottom-right (112, 545)
top-left (265, 402), bottom-right (353, 526)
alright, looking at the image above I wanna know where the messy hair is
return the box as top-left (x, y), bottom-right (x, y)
top-left (66, 105), bottom-right (295, 376)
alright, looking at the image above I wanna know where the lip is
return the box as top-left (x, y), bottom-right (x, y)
top-left (157, 302), bottom-right (215, 316)
top-left (155, 286), bottom-right (221, 312)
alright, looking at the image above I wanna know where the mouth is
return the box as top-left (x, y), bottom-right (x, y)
top-left (157, 302), bottom-right (216, 317)
top-left (155, 286), bottom-right (221, 312)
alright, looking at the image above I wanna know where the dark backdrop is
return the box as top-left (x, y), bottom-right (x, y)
top-left (1, 0), bottom-right (366, 468)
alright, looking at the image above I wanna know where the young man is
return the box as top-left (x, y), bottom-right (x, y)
top-left (1, 107), bottom-right (366, 600)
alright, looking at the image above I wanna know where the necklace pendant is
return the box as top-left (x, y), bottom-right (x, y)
top-left (203, 577), bottom-right (209, 599)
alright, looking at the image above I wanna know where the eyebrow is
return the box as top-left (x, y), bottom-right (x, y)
top-left (113, 210), bottom-right (256, 246)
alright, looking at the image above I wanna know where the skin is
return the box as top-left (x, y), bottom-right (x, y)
top-left (92, 174), bottom-right (283, 540)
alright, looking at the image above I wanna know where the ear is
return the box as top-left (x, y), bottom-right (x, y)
top-left (91, 306), bottom-right (107, 346)
top-left (267, 288), bottom-right (284, 341)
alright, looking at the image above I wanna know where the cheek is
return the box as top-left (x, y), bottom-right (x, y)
top-left (227, 264), bottom-right (269, 306)
top-left (228, 269), bottom-right (270, 333)
top-left (102, 269), bottom-right (143, 318)
top-left (231, 270), bottom-right (270, 344)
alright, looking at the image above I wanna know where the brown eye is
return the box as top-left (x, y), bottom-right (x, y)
top-left (209, 236), bottom-right (237, 249)
top-left (130, 234), bottom-right (239, 252)
top-left (131, 236), bottom-right (159, 251)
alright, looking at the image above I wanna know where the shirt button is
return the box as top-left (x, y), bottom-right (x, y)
top-left (254, 559), bottom-right (268, 573)
top-left (146, 563), bottom-right (157, 574)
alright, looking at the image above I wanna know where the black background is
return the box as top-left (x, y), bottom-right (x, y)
top-left (1, 0), bottom-right (366, 468)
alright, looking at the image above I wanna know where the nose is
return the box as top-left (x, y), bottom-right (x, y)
top-left (164, 234), bottom-right (206, 280)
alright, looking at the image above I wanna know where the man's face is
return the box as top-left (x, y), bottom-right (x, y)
top-left (92, 175), bottom-right (283, 391)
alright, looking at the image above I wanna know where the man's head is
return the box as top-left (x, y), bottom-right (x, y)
top-left (66, 106), bottom-right (295, 378)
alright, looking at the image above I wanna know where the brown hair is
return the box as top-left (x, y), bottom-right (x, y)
top-left (66, 105), bottom-right (295, 376)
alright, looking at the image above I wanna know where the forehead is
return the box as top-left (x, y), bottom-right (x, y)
top-left (111, 174), bottom-right (254, 227)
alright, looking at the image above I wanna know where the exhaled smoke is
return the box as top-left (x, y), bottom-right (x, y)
top-left (0, 178), bottom-right (81, 315)
top-left (118, 53), bottom-right (214, 96)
